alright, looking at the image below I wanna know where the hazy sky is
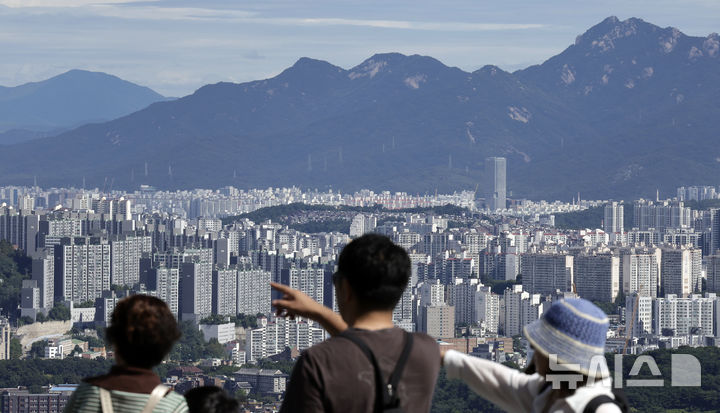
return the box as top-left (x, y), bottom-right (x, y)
top-left (1, 0), bottom-right (719, 96)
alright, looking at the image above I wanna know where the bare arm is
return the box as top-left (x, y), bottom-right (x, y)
top-left (270, 282), bottom-right (348, 336)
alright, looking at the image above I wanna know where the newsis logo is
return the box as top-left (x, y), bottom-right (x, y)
top-left (545, 354), bottom-right (702, 389)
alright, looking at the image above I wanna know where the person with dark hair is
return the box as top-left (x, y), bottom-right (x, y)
top-left (64, 295), bottom-right (187, 413)
top-left (272, 233), bottom-right (440, 413)
top-left (184, 386), bottom-right (239, 413)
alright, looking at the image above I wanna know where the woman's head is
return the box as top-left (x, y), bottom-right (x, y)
top-left (106, 295), bottom-right (181, 369)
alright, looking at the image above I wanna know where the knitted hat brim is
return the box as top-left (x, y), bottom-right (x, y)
top-left (524, 318), bottom-right (608, 378)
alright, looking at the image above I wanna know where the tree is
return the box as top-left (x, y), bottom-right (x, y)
top-left (29, 340), bottom-right (46, 358)
top-left (204, 338), bottom-right (226, 359)
top-left (48, 303), bottom-right (70, 321)
top-left (69, 345), bottom-right (84, 357)
top-left (233, 388), bottom-right (247, 402)
top-left (593, 300), bottom-right (617, 315)
top-left (232, 313), bottom-right (258, 329)
top-left (10, 338), bottom-right (22, 359)
top-left (0, 240), bottom-right (31, 321)
top-left (169, 321), bottom-right (205, 362)
top-left (18, 315), bottom-right (35, 326)
top-left (199, 314), bottom-right (227, 325)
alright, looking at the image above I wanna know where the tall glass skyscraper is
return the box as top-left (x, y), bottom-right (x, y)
top-left (484, 157), bottom-right (506, 211)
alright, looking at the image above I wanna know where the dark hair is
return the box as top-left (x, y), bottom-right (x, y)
top-left (184, 386), bottom-right (239, 413)
top-left (337, 234), bottom-right (410, 311)
top-left (106, 295), bottom-right (181, 369)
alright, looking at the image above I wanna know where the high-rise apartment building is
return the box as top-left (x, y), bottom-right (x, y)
top-left (484, 157), bottom-right (506, 211)
top-left (521, 253), bottom-right (573, 295)
top-left (0, 317), bottom-right (10, 360)
top-left (573, 252), bottom-right (620, 302)
top-left (148, 267), bottom-right (179, 318)
top-left (212, 268), bottom-right (238, 317)
top-left (475, 286), bottom-right (499, 335)
top-left (32, 255), bottom-right (54, 310)
top-left (110, 235), bottom-right (151, 287)
top-left (625, 293), bottom-right (653, 337)
top-left (421, 304), bottom-right (455, 338)
top-left (633, 200), bottom-right (691, 231)
top-left (707, 255), bottom-right (720, 294)
top-left (0, 205), bottom-right (40, 254)
top-left (237, 266), bottom-right (272, 316)
top-left (654, 294), bottom-right (716, 336)
top-left (712, 209), bottom-right (720, 255)
top-left (349, 214), bottom-right (377, 238)
top-left (502, 285), bottom-right (544, 337)
top-left (392, 283), bottom-right (414, 331)
top-left (452, 278), bottom-right (482, 325)
top-left (603, 202), bottom-right (624, 234)
top-left (54, 237), bottom-right (111, 304)
top-left (180, 261), bottom-right (213, 321)
top-left (661, 247), bottom-right (701, 297)
top-left (281, 267), bottom-right (324, 306)
top-left (246, 317), bottom-right (325, 362)
top-left (621, 248), bottom-right (661, 298)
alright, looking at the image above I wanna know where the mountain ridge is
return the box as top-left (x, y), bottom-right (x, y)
top-left (1, 17), bottom-right (719, 200)
top-left (0, 69), bottom-right (167, 138)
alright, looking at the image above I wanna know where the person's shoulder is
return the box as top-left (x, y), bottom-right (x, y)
top-left (409, 331), bottom-right (440, 356)
top-left (410, 331), bottom-right (439, 346)
top-left (161, 391), bottom-right (189, 412)
top-left (302, 334), bottom-right (356, 360)
top-left (72, 382), bottom-right (100, 396)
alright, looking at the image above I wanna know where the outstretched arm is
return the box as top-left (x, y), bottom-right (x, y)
top-left (270, 282), bottom-right (348, 336)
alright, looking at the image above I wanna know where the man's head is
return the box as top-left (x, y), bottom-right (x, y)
top-left (335, 234), bottom-right (410, 315)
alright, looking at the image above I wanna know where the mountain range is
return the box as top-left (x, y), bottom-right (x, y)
top-left (0, 70), bottom-right (166, 144)
top-left (0, 16), bottom-right (719, 200)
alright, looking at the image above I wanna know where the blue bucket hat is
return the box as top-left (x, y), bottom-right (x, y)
top-left (523, 298), bottom-right (609, 377)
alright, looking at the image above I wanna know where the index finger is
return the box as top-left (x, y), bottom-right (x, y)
top-left (270, 282), bottom-right (294, 294)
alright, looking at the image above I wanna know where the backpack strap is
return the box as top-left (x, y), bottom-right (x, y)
top-left (141, 384), bottom-right (171, 413)
top-left (583, 395), bottom-right (617, 413)
top-left (99, 388), bottom-right (114, 413)
top-left (337, 330), bottom-right (386, 412)
top-left (387, 333), bottom-right (414, 400)
top-left (583, 387), bottom-right (630, 413)
top-left (99, 385), bottom-right (170, 413)
top-left (338, 330), bottom-right (413, 412)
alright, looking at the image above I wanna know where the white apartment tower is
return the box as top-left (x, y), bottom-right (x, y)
top-left (654, 294), bottom-right (716, 336)
top-left (603, 202), bottom-right (624, 234)
top-left (213, 268), bottom-right (238, 317)
top-left (54, 237), bottom-right (111, 304)
top-left (475, 286), bottom-right (499, 335)
top-left (237, 267), bottom-right (272, 316)
top-left (621, 248), bottom-right (661, 298)
top-left (625, 293), bottom-right (653, 337)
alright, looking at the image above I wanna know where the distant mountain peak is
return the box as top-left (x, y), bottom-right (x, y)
top-left (278, 57), bottom-right (345, 79)
top-left (572, 16), bottom-right (690, 56)
top-left (575, 16), bottom-right (645, 48)
top-left (348, 54), bottom-right (403, 79)
top-left (347, 53), bottom-right (452, 81)
top-left (475, 65), bottom-right (508, 76)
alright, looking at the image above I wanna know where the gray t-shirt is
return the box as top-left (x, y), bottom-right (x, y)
top-left (280, 327), bottom-right (440, 413)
